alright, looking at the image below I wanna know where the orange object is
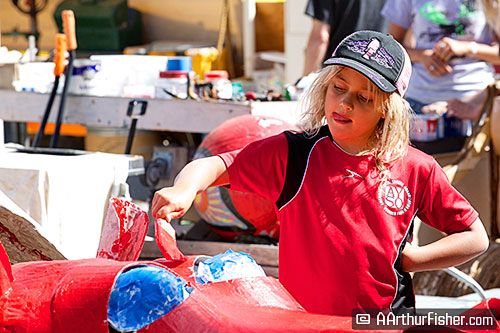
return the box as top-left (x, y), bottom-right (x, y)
top-left (62, 10), bottom-right (77, 51)
top-left (54, 34), bottom-right (67, 77)
top-left (27, 122), bottom-right (87, 137)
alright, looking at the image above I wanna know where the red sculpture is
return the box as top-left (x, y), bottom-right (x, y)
top-left (0, 198), bottom-right (498, 332)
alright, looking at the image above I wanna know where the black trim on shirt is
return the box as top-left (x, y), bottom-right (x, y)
top-left (391, 218), bottom-right (416, 315)
top-left (276, 126), bottom-right (331, 210)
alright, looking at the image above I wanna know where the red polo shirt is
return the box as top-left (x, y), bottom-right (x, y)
top-left (218, 126), bottom-right (478, 316)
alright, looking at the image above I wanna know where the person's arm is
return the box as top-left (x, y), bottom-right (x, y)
top-left (151, 156), bottom-right (228, 221)
top-left (433, 37), bottom-right (500, 65)
top-left (303, 19), bottom-right (330, 75)
top-left (388, 22), bottom-right (452, 76)
top-left (422, 87), bottom-right (489, 120)
top-left (402, 218), bottom-right (489, 272)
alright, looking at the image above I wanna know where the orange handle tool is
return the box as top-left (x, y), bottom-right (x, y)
top-left (53, 34), bottom-right (67, 77)
top-left (62, 10), bottom-right (77, 51)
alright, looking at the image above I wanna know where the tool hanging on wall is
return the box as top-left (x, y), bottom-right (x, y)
top-left (124, 99), bottom-right (148, 155)
top-left (10, 0), bottom-right (48, 48)
top-left (50, 10), bottom-right (77, 148)
top-left (215, 0), bottom-right (235, 78)
top-left (32, 33), bottom-right (67, 148)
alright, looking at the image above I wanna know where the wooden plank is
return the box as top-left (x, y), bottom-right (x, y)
top-left (0, 190), bottom-right (65, 263)
top-left (261, 266), bottom-right (278, 278)
top-left (0, 89), bottom-right (251, 133)
top-left (141, 239), bottom-right (278, 267)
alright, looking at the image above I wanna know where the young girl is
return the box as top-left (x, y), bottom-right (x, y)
top-left (152, 31), bottom-right (489, 316)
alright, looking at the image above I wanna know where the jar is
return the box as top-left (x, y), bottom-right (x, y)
top-left (155, 70), bottom-right (188, 99)
top-left (204, 70), bottom-right (232, 100)
top-left (69, 59), bottom-right (102, 95)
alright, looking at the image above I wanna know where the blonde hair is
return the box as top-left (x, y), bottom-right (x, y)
top-left (479, 0), bottom-right (500, 36)
top-left (299, 65), bottom-right (412, 180)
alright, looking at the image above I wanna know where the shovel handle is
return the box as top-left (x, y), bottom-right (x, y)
top-left (53, 34), bottom-right (67, 77)
top-left (62, 10), bottom-right (77, 51)
top-left (124, 99), bottom-right (148, 154)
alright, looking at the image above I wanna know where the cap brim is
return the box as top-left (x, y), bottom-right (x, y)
top-left (323, 58), bottom-right (397, 93)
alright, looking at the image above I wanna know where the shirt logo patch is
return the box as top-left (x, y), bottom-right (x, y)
top-left (343, 169), bottom-right (364, 180)
top-left (377, 179), bottom-right (412, 216)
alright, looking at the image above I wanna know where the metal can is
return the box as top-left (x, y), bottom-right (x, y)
top-left (410, 114), bottom-right (442, 142)
top-left (444, 116), bottom-right (473, 137)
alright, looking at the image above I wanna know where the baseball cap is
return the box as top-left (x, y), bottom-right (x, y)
top-left (324, 30), bottom-right (412, 96)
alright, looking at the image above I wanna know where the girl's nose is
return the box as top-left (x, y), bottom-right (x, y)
top-left (339, 95), bottom-right (354, 112)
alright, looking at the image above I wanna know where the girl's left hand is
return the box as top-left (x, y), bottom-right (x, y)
top-left (433, 37), bottom-right (472, 61)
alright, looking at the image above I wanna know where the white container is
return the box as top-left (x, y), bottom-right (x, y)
top-left (90, 55), bottom-right (170, 97)
top-left (68, 59), bottom-right (103, 96)
top-left (204, 70), bottom-right (232, 100)
top-left (410, 114), bottom-right (443, 142)
top-left (155, 70), bottom-right (188, 99)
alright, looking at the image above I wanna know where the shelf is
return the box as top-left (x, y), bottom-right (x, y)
top-left (0, 89), bottom-right (300, 133)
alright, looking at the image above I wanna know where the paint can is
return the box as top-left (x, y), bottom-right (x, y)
top-left (444, 116), bottom-right (473, 137)
top-left (410, 114), bottom-right (443, 142)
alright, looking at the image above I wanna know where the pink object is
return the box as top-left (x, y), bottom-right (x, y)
top-left (155, 218), bottom-right (186, 262)
top-left (97, 198), bottom-right (149, 261)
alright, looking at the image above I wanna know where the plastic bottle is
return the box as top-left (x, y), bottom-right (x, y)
top-left (204, 70), bottom-right (233, 100)
top-left (155, 70), bottom-right (189, 99)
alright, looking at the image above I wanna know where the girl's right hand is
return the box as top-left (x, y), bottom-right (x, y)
top-left (151, 186), bottom-right (197, 222)
top-left (421, 49), bottom-right (452, 76)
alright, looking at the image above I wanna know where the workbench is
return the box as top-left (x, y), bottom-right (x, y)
top-left (0, 89), bottom-right (302, 134)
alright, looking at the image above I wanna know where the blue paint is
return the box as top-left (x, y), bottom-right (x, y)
top-left (195, 249), bottom-right (266, 284)
top-left (108, 265), bottom-right (192, 331)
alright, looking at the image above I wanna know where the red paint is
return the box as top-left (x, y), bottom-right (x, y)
top-left (97, 198), bottom-right (149, 261)
top-left (155, 219), bottom-right (186, 262)
top-left (0, 223), bottom-right (52, 261)
top-left (0, 242), bottom-right (12, 295)
top-left (1, 256), bottom-right (383, 333)
top-left (0, 259), bottom-right (160, 333)
top-left (0, 198), bottom-right (498, 332)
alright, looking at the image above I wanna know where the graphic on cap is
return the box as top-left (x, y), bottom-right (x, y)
top-left (346, 39), bottom-right (395, 69)
top-left (324, 30), bottom-right (412, 96)
top-left (363, 38), bottom-right (380, 59)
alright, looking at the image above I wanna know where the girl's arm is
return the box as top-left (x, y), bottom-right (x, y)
top-left (402, 218), bottom-right (489, 272)
top-left (151, 156), bottom-right (229, 221)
